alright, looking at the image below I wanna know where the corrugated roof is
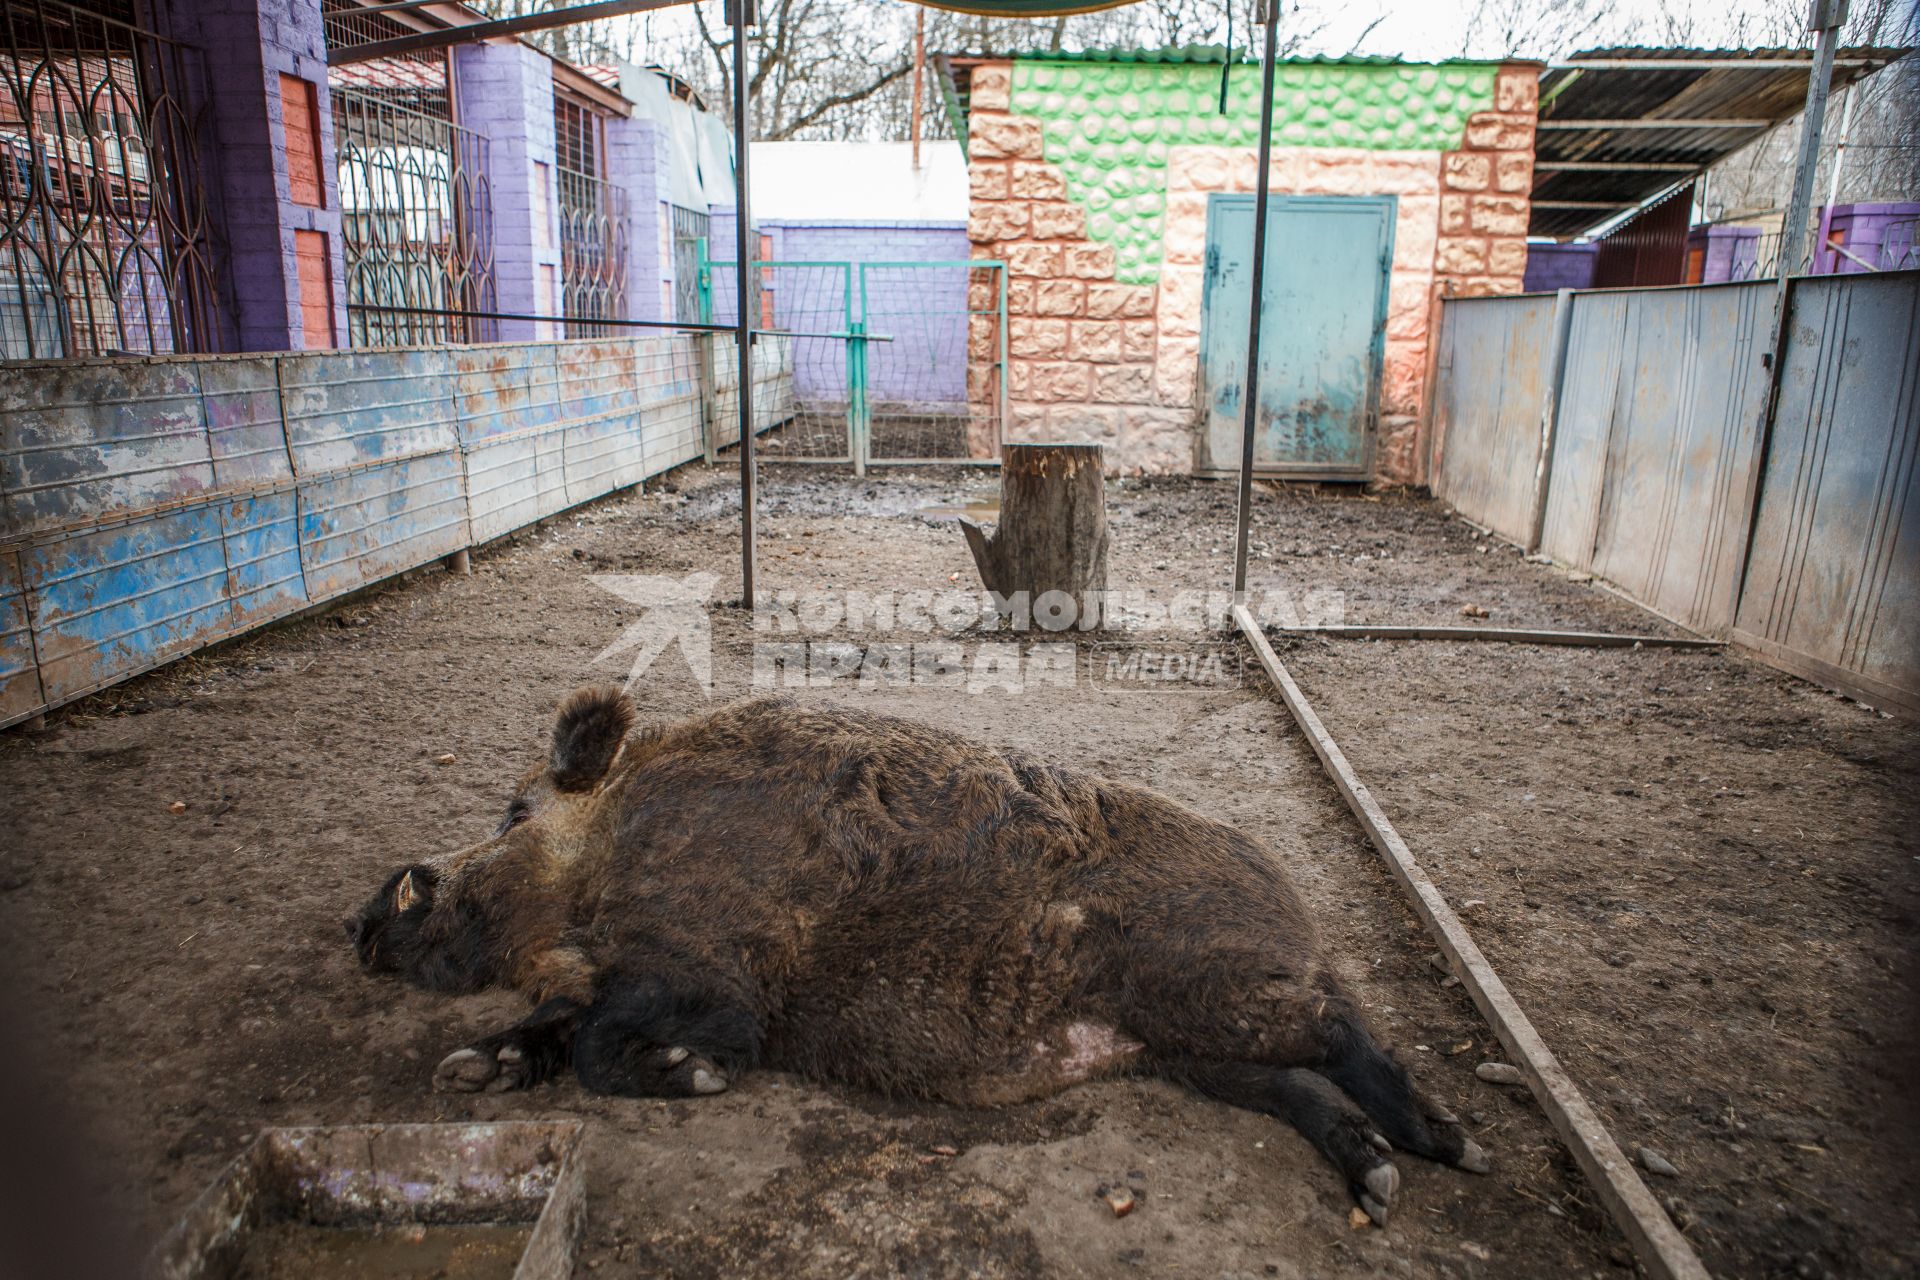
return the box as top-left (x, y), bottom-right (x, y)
top-left (944, 45), bottom-right (1503, 67)
top-left (1532, 45), bottom-right (1911, 238)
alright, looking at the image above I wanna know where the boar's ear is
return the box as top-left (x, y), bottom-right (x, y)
top-left (550, 684), bottom-right (636, 791)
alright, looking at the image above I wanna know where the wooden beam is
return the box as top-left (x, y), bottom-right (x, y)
top-left (1232, 606), bottom-right (1713, 1280)
top-left (1539, 118), bottom-right (1772, 130)
top-left (1548, 56), bottom-right (1888, 70)
top-left (1535, 160), bottom-right (1701, 172)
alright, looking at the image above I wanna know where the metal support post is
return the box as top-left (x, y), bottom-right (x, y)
top-left (1733, 0), bottom-right (1848, 615)
top-left (1526, 288), bottom-right (1577, 553)
top-left (728, 0), bottom-right (757, 606)
top-left (1231, 0), bottom-right (1281, 600)
top-left (848, 320), bottom-right (870, 477)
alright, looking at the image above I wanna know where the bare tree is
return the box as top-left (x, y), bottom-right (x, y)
top-left (1458, 0), bottom-right (1611, 58)
top-left (463, 0), bottom-right (646, 63)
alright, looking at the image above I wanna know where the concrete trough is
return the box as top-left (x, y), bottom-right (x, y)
top-left (145, 1120), bottom-right (585, 1280)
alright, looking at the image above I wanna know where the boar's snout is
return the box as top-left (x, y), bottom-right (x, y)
top-left (348, 864), bottom-right (436, 972)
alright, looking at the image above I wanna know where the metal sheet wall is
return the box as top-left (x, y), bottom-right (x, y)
top-left (1540, 281), bottom-right (1771, 634)
top-left (1431, 292), bottom-right (1559, 543)
top-left (1733, 271), bottom-right (1920, 710)
top-left (1431, 269), bottom-right (1919, 711)
top-left (0, 333), bottom-right (780, 727)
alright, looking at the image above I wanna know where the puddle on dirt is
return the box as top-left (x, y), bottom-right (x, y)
top-left (231, 1221), bottom-right (532, 1279)
top-left (917, 501), bottom-right (1000, 522)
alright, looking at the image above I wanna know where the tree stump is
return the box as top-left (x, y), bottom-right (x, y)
top-left (960, 443), bottom-right (1108, 630)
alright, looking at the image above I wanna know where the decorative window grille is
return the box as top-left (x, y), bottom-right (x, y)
top-left (324, 1), bottom-right (494, 346)
top-left (331, 86), bottom-right (497, 346)
top-left (553, 92), bottom-right (625, 337)
top-left (671, 204), bottom-right (709, 323)
top-left (0, 0), bottom-right (221, 357)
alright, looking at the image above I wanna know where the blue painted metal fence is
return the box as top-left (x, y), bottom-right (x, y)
top-left (0, 333), bottom-right (787, 727)
top-left (1430, 269), bottom-right (1920, 712)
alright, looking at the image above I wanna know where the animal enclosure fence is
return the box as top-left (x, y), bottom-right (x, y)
top-left (0, 334), bottom-right (793, 729)
top-left (1430, 268), bottom-right (1920, 712)
top-left (701, 254), bottom-right (1006, 470)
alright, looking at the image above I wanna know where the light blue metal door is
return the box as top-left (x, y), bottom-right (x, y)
top-left (1198, 195), bottom-right (1394, 477)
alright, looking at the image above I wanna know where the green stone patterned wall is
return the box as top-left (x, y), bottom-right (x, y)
top-left (1008, 60), bottom-right (1500, 284)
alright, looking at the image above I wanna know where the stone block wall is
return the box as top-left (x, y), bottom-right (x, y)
top-left (965, 58), bottom-right (1537, 483)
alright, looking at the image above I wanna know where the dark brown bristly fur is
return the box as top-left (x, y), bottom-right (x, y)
top-left (349, 690), bottom-right (1488, 1224)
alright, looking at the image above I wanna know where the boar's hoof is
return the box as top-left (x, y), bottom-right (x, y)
top-left (434, 1044), bottom-right (532, 1093)
top-left (689, 1065), bottom-right (727, 1095)
top-left (1365, 1129), bottom-right (1392, 1154)
top-left (1456, 1138), bottom-right (1491, 1175)
top-left (1358, 1162), bottom-right (1399, 1227)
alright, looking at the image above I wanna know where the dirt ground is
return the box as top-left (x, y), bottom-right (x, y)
top-left (0, 458), bottom-right (1914, 1279)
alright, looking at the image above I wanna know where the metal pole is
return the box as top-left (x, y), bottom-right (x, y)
top-left (1232, 0), bottom-right (1281, 599)
top-left (1525, 288), bottom-right (1576, 554)
top-left (1777, 0), bottom-right (1847, 285)
top-left (911, 8), bottom-right (925, 170)
top-left (1730, 0), bottom-right (1849, 619)
top-left (731, 0), bottom-right (757, 606)
top-left (1823, 79), bottom-right (1856, 213)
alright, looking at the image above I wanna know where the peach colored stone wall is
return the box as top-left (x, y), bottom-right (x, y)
top-left (965, 60), bottom-right (1537, 484)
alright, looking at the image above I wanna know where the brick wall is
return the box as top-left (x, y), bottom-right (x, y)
top-left (608, 114), bottom-right (675, 322)
top-left (965, 59), bottom-right (1538, 483)
top-left (453, 41), bottom-right (562, 342)
top-left (186, 0), bottom-right (346, 351)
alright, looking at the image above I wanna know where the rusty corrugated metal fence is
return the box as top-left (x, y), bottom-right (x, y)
top-left (1432, 269), bottom-right (1920, 712)
top-left (0, 335), bottom-right (791, 727)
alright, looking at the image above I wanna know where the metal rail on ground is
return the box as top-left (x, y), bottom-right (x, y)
top-left (1271, 624), bottom-right (1724, 649)
top-left (1232, 605), bottom-right (1712, 1280)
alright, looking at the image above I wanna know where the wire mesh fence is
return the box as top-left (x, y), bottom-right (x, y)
top-left (862, 261), bottom-right (1003, 463)
top-left (705, 329), bottom-right (797, 451)
top-left (707, 258), bottom-right (854, 461)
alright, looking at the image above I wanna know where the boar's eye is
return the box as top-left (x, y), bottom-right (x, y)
top-left (496, 799), bottom-right (531, 837)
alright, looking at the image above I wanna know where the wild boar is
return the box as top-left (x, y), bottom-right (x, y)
top-left (349, 687), bottom-right (1487, 1223)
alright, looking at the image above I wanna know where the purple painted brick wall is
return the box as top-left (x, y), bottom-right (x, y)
top-left (182, 0), bottom-right (345, 351)
top-left (761, 221), bottom-right (970, 408)
top-left (607, 114), bottom-right (673, 322)
top-left (1521, 242), bottom-right (1597, 293)
top-left (1685, 224), bottom-right (1762, 283)
top-left (453, 41), bottom-right (561, 341)
top-left (1815, 202), bottom-right (1920, 274)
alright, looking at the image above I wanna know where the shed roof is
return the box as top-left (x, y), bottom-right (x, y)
top-left (1532, 45), bottom-right (1910, 238)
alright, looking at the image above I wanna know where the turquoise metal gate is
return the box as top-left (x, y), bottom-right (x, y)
top-left (1197, 195), bottom-right (1394, 479)
top-left (701, 252), bottom-right (1006, 472)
